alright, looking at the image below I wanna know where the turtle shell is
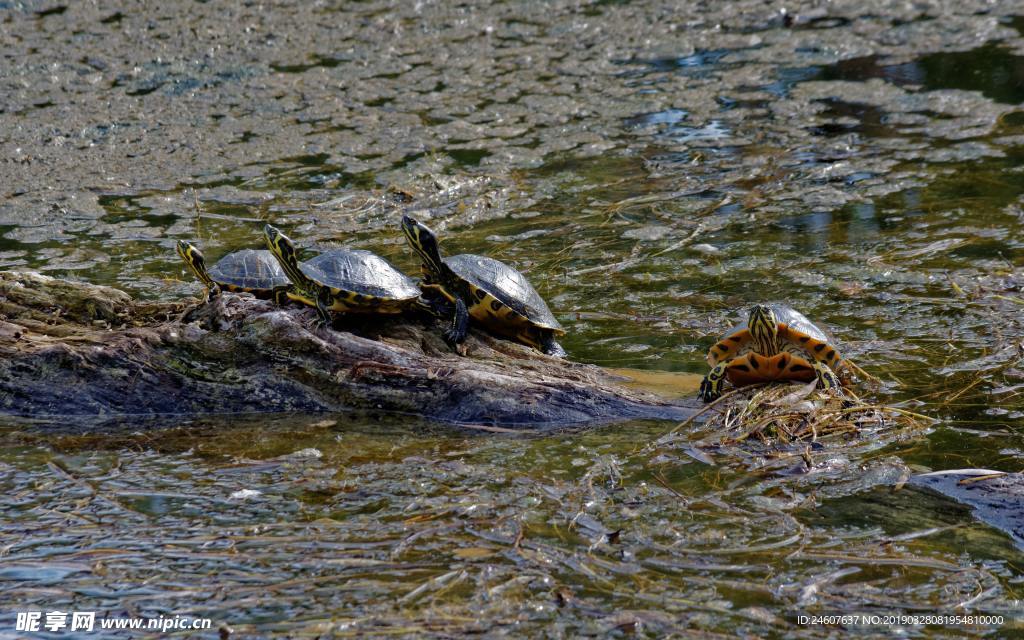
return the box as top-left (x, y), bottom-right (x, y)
top-left (208, 249), bottom-right (291, 291)
top-left (768, 303), bottom-right (835, 345)
top-left (446, 254), bottom-right (563, 332)
top-left (709, 303), bottom-right (840, 369)
top-left (302, 249), bottom-right (420, 300)
top-left (720, 304), bottom-right (833, 344)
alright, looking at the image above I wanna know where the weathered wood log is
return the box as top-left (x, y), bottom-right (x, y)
top-left (0, 271), bottom-right (695, 429)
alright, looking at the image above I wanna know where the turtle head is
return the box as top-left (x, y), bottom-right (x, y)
top-left (401, 215), bottom-right (445, 278)
top-left (176, 240), bottom-right (214, 287)
top-left (747, 304), bottom-right (779, 356)
top-left (264, 225), bottom-right (296, 265)
top-left (263, 225), bottom-right (307, 289)
top-left (176, 240), bottom-right (202, 266)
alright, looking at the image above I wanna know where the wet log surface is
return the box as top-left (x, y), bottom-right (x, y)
top-left (0, 271), bottom-right (695, 429)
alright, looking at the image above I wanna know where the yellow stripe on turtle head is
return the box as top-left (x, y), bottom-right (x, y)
top-left (176, 240), bottom-right (215, 288)
top-left (264, 224), bottom-right (316, 298)
top-left (401, 215), bottom-right (446, 279)
top-left (748, 304), bottom-right (779, 356)
top-left (263, 225), bottom-right (294, 265)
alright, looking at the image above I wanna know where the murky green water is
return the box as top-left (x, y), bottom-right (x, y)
top-left (2, 1), bottom-right (1024, 637)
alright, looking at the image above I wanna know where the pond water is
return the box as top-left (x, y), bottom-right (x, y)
top-left (2, 1), bottom-right (1024, 637)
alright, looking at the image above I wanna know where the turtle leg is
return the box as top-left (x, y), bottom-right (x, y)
top-left (415, 284), bottom-right (459, 320)
top-left (812, 360), bottom-right (852, 407)
top-left (442, 297), bottom-right (469, 351)
top-left (414, 292), bottom-right (452, 321)
top-left (273, 288), bottom-right (291, 306)
top-left (812, 361), bottom-right (841, 392)
top-left (699, 362), bottom-right (729, 402)
top-left (708, 331), bottom-right (750, 366)
top-left (540, 332), bottom-right (567, 358)
top-left (314, 288), bottom-right (334, 328)
top-left (206, 283), bottom-right (222, 303)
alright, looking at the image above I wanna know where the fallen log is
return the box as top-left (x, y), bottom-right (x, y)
top-left (0, 271), bottom-right (695, 429)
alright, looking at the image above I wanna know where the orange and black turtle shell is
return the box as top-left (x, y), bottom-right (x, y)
top-left (706, 304), bottom-right (843, 386)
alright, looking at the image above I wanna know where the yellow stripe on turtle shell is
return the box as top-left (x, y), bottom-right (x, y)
top-left (222, 283), bottom-right (267, 297)
top-left (466, 287), bottom-right (546, 347)
top-left (320, 289), bottom-right (408, 314)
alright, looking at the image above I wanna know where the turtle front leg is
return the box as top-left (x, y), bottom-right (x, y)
top-left (699, 362), bottom-right (729, 402)
top-left (414, 290), bottom-right (453, 321)
top-left (812, 361), bottom-right (841, 392)
top-left (314, 288), bottom-right (335, 328)
top-left (443, 297), bottom-right (469, 352)
top-left (206, 283), bottom-right (222, 303)
top-left (273, 288), bottom-right (291, 306)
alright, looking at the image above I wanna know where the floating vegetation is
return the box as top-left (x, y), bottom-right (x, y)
top-left (656, 381), bottom-right (934, 454)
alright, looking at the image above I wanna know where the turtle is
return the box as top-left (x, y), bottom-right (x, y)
top-left (400, 214), bottom-right (566, 357)
top-left (176, 240), bottom-right (291, 304)
top-left (698, 303), bottom-right (844, 402)
top-left (263, 224), bottom-right (427, 326)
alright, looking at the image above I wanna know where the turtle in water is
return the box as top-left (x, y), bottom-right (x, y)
top-left (699, 303), bottom-right (844, 402)
top-left (263, 224), bottom-right (427, 326)
top-left (176, 241), bottom-right (291, 304)
top-left (400, 215), bottom-right (566, 357)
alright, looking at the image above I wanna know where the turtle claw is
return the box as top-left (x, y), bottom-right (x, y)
top-left (698, 379), bottom-right (719, 403)
top-left (308, 313), bottom-right (330, 331)
top-left (311, 308), bottom-right (332, 331)
top-left (442, 328), bottom-right (459, 348)
top-left (699, 364), bottom-right (728, 403)
top-left (442, 327), bottom-right (469, 356)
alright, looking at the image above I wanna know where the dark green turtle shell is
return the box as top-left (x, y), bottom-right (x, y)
top-left (446, 254), bottom-right (563, 331)
top-left (209, 249), bottom-right (291, 291)
top-left (302, 249), bottom-right (421, 300)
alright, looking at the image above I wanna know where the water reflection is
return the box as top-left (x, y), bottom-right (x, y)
top-left (615, 49), bottom-right (736, 80)
top-left (767, 43), bottom-right (1024, 104)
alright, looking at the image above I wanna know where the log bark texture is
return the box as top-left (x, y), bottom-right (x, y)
top-left (0, 271), bottom-right (694, 429)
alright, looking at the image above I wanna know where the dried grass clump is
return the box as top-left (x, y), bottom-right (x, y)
top-left (655, 379), bottom-right (932, 451)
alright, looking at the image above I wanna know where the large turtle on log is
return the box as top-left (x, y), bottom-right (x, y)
top-left (0, 271), bottom-right (694, 429)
